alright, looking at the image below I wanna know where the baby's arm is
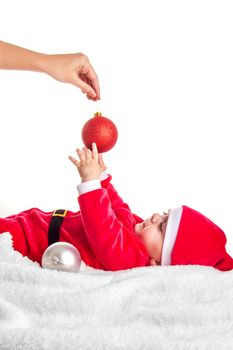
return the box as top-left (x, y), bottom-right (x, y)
top-left (78, 186), bottom-right (148, 270)
top-left (69, 144), bottom-right (148, 270)
top-left (70, 145), bottom-right (142, 229)
top-left (98, 153), bottom-right (141, 224)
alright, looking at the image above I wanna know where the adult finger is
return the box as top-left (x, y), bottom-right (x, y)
top-left (85, 64), bottom-right (100, 100)
top-left (79, 73), bottom-right (99, 101)
top-left (73, 76), bottom-right (97, 98)
top-left (87, 94), bottom-right (98, 101)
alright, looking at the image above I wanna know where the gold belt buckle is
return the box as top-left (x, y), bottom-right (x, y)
top-left (52, 209), bottom-right (67, 217)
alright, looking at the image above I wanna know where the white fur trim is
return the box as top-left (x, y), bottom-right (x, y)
top-left (161, 206), bottom-right (183, 265)
top-left (76, 179), bottom-right (101, 196)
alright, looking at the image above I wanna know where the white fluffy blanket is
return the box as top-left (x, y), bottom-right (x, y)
top-left (1, 232), bottom-right (233, 350)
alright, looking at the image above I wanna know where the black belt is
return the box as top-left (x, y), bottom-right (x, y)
top-left (48, 209), bottom-right (67, 246)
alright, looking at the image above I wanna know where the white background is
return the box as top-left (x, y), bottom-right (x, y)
top-left (1, 0), bottom-right (233, 254)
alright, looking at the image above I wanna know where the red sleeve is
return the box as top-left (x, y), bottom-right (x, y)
top-left (100, 174), bottom-right (125, 208)
top-left (78, 186), bottom-right (149, 271)
top-left (100, 174), bottom-right (144, 227)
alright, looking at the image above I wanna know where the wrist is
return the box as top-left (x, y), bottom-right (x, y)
top-left (100, 170), bottom-right (108, 181)
top-left (36, 53), bottom-right (52, 74)
top-left (81, 176), bottom-right (100, 182)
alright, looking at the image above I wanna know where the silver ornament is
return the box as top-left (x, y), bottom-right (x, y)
top-left (41, 242), bottom-right (81, 273)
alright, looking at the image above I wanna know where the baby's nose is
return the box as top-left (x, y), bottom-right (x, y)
top-left (151, 213), bottom-right (163, 223)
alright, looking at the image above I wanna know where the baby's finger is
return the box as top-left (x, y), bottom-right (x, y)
top-left (98, 154), bottom-right (106, 168)
top-left (68, 155), bottom-right (79, 167)
top-left (92, 142), bottom-right (98, 160)
top-left (98, 153), bottom-right (103, 164)
top-left (76, 148), bottom-right (86, 161)
top-left (82, 147), bottom-right (92, 159)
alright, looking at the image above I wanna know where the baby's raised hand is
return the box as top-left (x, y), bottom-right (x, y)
top-left (98, 153), bottom-right (107, 173)
top-left (69, 143), bottom-right (104, 182)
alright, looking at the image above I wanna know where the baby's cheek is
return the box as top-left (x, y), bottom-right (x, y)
top-left (154, 232), bottom-right (164, 248)
top-left (143, 232), bottom-right (155, 249)
top-left (139, 231), bottom-right (148, 246)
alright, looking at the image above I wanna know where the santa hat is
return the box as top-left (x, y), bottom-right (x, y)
top-left (162, 205), bottom-right (233, 271)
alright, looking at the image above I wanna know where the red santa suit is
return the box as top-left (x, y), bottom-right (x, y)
top-left (161, 205), bottom-right (233, 271)
top-left (1, 173), bottom-right (233, 272)
top-left (0, 173), bottom-right (150, 271)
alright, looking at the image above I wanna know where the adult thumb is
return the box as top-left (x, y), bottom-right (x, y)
top-left (73, 77), bottom-right (96, 98)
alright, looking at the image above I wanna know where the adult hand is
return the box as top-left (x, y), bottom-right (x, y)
top-left (0, 41), bottom-right (100, 101)
top-left (44, 53), bottom-right (100, 101)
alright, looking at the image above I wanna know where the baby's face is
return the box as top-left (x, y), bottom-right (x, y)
top-left (134, 213), bottom-right (169, 261)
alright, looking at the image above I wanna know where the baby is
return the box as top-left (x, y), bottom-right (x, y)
top-left (0, 143), bottom-right (232, 272)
